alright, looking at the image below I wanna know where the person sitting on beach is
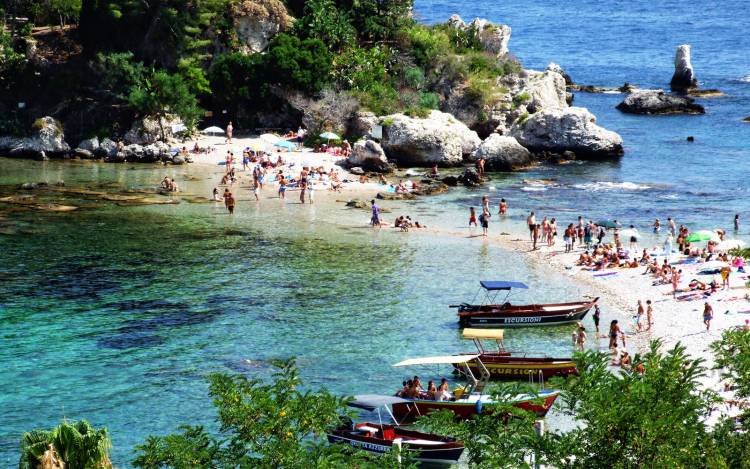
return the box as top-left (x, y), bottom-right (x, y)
top-left (641, 249), bottom-right (651, 263)
top-left (212, 188), bottom-right (222, 201)
top-left (688, 279), bottom-right (708, 291)
top-left (220, 174), bottom-right (230, 185)
top-left (378, 174), bottom-right (388, 185)
top-left (619, 350), bottom-right (632, 369)
top-left (576, 251), bottom-right (591, 266)
top-left (733, 256), bottom-right (745, 272)
top-left (359, 174), bottom-right (370, 184)
top-left (627, 258), bottom-right (639, 268)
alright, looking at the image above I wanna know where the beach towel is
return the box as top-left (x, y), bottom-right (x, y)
top-left (593, 271), bottom-right (618, 277)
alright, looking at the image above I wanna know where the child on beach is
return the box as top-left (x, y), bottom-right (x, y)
top-left (479, 209), bottom-right (490, 236)
top-left (469, 207), bottom-right (477, 227)
top-left (498, 198), bottom-right (507, 215)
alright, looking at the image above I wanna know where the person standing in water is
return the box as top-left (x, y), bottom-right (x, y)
top-left (481, 195), bottom-right (490, 214)
top-left (479, 208), bottom-right (490, 236)
top-left (498, 198), bottom-right (507, 215)
top-left (225, 191), bottom-right (235, 214)
top-left (371, 199), bottom-right (381, 228)
top-left (532, 223), bottom-right (540, 250)
top-left (734, 214), bottom-right (740, 232)
top-left (668, 217), bottom-right (676, 236)
top-left (469, 207), bottom-right (477, 227)
top-left (592, 304), bottom-right (601, 333)
top-left (527, 211), bottom-right (536, 241)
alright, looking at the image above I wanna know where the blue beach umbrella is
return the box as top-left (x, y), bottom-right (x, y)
top-left (273, 140), bottom-right (296, 151)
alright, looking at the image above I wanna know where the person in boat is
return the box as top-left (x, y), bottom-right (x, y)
top-left (397, 380), bottom-right (408, 397)
top-left (436, 378), bottom-right (451, 402)
top-left (427, 380), bottom-right (437, 400)
top-left (412, 376), bottom-right (424, 391)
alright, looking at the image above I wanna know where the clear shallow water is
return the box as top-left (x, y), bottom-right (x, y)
top-left (3, 1), bottom-right (750, 465)
top-left (0, 159), bottom-right (585, 466)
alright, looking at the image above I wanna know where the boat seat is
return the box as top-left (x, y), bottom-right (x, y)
top-left (381, 427), bottom-right (395, 440)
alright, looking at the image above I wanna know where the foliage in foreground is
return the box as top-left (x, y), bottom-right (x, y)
top-left (19, 419), bottom-right (112, 469)
top-left (132, 358), bottom-right (409, 468)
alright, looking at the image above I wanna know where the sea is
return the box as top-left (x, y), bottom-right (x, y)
top-left (1, 0), bottom-right (749, 465)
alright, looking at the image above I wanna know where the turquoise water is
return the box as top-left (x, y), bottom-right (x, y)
top-left (0, 159), bottom-right (586, 466)
top-left (4, 1), bottom-right (750, 465)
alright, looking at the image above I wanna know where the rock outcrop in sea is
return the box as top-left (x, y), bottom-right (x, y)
top-left (447, 15), bottom-right (511, 57)
top-left (510, 107), bottom-right (624, 158)
top-left (0, 116), bottom-right (70, 159)
top-left (469, 134), bottom-right (533, 170)
top-left (670, 44), bottom-right (698, 92)
top-left (380, 110), bottom-right (480, 166)
top-left (616, 90), bottom-right (705, 115)
top-left (348, 139), bottom-right (393, 173)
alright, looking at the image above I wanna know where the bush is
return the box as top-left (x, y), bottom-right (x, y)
top-left (436, 23), bottom-right (483, 53)
top-left (267, 34), bottom-right (333, 94)
top-left (419, 91), bottom-right (439, 109)
top-left (354, 81), bottom-right (400, 116)
top-left (92, 52), bottom-right (146, 99)
top-left (295, 0), bottom-right (355, 51)
top-left (403, 66), bottom-right (425, 90)
top-left (332, 46), bottom-right (390, 92)
top-left (407, 25), bottom-right (451, 70)
top-left (512, 91), bottom-right (531, 108)
top-left (465, 71), bottom-right (503, 107)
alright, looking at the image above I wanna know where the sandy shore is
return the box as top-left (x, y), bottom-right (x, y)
top-left (176, 133), bottom-right (746, 388)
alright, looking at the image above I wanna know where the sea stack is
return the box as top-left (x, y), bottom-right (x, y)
top-left (670, 44), bottom-right (698, 92)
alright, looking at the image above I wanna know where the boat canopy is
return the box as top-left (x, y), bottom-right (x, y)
top-left (348, 394), bottom-right (411, 411)
top-left (393, 354), bottom-right (481, 367)
top-left (463, 328), bottom-right (504, 340)
top-left (479, 280), bottom-right (529, 291)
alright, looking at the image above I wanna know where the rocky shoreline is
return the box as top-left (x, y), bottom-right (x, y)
top-left (0, 15), bottom-right (626, 172)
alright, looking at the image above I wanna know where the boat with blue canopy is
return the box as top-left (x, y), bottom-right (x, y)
top-left (451, 280), bottom-right (598, 327)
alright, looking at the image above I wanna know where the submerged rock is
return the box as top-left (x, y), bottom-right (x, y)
top-left (458, 167), bottom-right (482, 187)
top-left (511, 107), bottom-right (624, 158)
top-left (616, 90), bottom-right (705, 115)
top-left (380, 111), bottom-right (480, 167)
top-left (412, 179), bottom-right (449, 196)
top-left (345, 199), bottom-right (369, 209)
top-left (376, 191), bottom-right (416, 200)
top-left (670, 44), bottom-right (698, 92)
top-left (470, 134), bottom-right (533, 171)
top-left (743, 116), bottom-right (750, 123)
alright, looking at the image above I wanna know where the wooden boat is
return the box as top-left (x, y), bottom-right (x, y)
top-left (328, 396), bottom-right (465, 464)
top-left (389, 354), bottom-right (559, 421)
top-left (455, 328), bottom-right (578, 380)
top-left (452, 280), bottom-right (598, 327)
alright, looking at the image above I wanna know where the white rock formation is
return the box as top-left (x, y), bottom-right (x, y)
top-left (670, 44), bottom-right (698, 91)
top-left (469, 134), bottom-right (532, 170)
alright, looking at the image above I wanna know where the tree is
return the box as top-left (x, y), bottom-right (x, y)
top-left (127, 69), bottom-right (203, 137)
top-left (266, 34), bottom-right (332, 94)
top-left (133, 358), bottom-right (409, 468)
top-left (712, 328), bottom-right (750, 399)
top-left (19, 420), bottom-right (112, 469)
top-left (336, 0), bottom-right (413, 42)
top-left (294, 0), bottom-right (355, 52)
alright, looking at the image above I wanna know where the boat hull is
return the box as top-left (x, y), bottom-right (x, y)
top-left (458, 354), bottom-right (578, 380)
top-left (390, 392), bottom-right (558, 421)
top-left (457, 299), bottom-right (597, 328)
top-left (327, 423), bottom-right (464, 464)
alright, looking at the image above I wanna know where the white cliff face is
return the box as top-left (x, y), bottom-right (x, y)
top-left (447, 15), bottom-right (512, 56)
top-left (380, 111), bottom-right (481, 166)
top-left (670, 44), bottom-right (698, 91)
top-left (236, 17), bottom-right (283, 53)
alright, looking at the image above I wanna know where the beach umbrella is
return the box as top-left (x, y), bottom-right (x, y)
top-left (201, 126), bottom-right (224, 135)
top-left (716, 239), bottom-right (746, 251)
top-left (686, 230), bottom-right (720, 242)
top-left (596, 220), bottom-right (621, 229)
top-left (260, 133), bottom-right (281, 143)
top-left (273, 140), bottom-right (296, 151)
top-left (319, 132), bottom-right (340, 141)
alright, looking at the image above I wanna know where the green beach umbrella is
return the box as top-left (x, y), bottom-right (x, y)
top-left (686, 230), bottom-right (719, 242)
top-left (595, 220), bottom-right (621, 229)
top-left (319, 132), bottom-right (340, 140)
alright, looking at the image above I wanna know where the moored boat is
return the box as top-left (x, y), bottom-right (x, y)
top-left (327, 422), bottom-right (465, 464)
top-left (390, 354), bottom-right (558, 421)
top-left (455, 328), bottom-right (578, 380)
top-left (452, 280), bottom-right (597, 327)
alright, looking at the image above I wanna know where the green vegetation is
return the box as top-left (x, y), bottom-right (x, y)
top-left (20, 419), bottom-right (112, 469)
top-left (131, 358), bottom-right (409, 468)
top-left (0, 0), bottom-right (523, 143)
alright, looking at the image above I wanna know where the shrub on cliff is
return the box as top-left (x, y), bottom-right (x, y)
top-left (266, 34), bottom-right (333, 94)
top-left (128, 70), bottom-right (203, 136)
top-left (294, 0), bottom-right (356, 52)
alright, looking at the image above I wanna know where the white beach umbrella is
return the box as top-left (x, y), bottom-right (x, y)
top-left (201, 126), bottom-right (224, 135)
top-left (716, 239), bottom-right (746, 251)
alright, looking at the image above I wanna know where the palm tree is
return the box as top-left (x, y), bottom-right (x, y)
top-left (20, 420), bottom-right (112, 469)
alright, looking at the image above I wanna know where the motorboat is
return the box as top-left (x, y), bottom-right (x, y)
top-left (327, 395), bottom-right (465, 464)
top-left (389, 354), bottom-right (558, 421)
top-left (455, 328), bottom-right (577, 380)
top-left (452, 280), bottom-right (597, 327)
